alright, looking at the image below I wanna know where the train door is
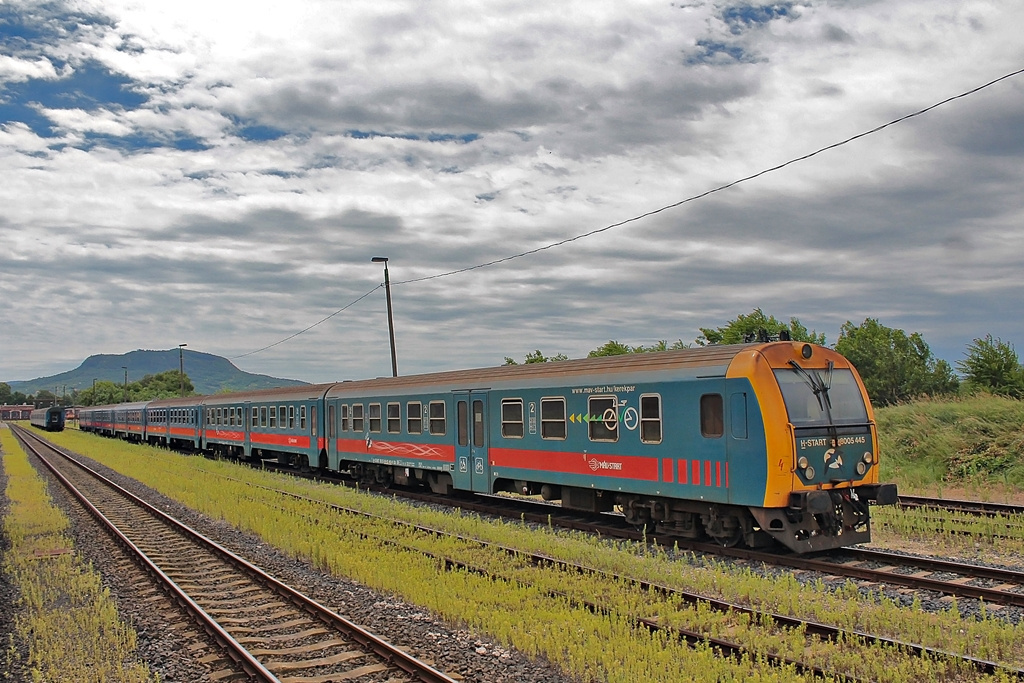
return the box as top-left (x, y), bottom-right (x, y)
top-left (241, 401), bottom-right (252, 458)
top-left (693, 380), bottom-right (730, 504)
top-left (454, 391), bottom-right (491, 493)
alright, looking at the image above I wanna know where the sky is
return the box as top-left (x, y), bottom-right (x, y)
top-left (2, 0), bottom-right (1023, 387)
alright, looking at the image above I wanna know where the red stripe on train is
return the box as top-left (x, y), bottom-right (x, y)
top-left (490, 447), bottom-right (659, 481)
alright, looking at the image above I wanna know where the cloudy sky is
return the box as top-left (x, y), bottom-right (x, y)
top-left (2, 0), bottom-right (1022, 386)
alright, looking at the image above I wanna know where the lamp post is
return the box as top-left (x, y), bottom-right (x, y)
top-left (122, 366), bottom-right (128, 402)
top-left (178, 343), bottom-right (188, 397)
top-left (371, 257), bottom-right (398, 377)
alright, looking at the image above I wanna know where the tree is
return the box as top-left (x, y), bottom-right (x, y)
top-left (503, 350), bottom-right (568, 365)
top-left (587, 340), bottom-right (689, 357)
top-left (78, 380), bottom-right (129, 406)
top-left (76, 372), bottom-right (195, 405)
top-left (0, 382), bottom-right (28, 405)
top-left (32, 389), bottom-right (57, 407)
top-left (634, 339), bottom-right (690, 353)
top-left (135, 370), bottom-right (195, 398)
top-left (956, 335), bottom-right (1024, 398)
top-left (587, 340), bottom-right (634, 357)
top-left (834, 318), bottom-right (959, 405)
top-left (696, 308), bottom-right (826, 346)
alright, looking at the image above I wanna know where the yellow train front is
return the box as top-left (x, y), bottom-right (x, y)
top-left (726, 341), bottom-right (898, 552)
top-left (603, 340), bottom-right (898, 553)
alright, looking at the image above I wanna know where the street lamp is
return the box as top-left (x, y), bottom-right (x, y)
top-left (122, 366), bottom-right (128, 402)
top-left (371, 257), bottom-right (398, 377)
top-left (178, 343), bottom-right (188, 397)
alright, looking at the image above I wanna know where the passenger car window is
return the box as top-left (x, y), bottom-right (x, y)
top-left (588, 396), bottom-right (618, 442)
top-left (407, 401), bottom-right (422, 433)
top-left (429, 401), bottom-right (446, 435)
top-left (541, 398), bottom-right (566, 440)
top-left (387, 402), bottom-right (401, 433)
top-left (501, 399), bottom-right (524, 438)
top-left (640, 394), bottom-right (662, 444)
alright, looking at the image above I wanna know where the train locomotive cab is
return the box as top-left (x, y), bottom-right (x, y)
top-left (737, 342), bottom-right (898, 553)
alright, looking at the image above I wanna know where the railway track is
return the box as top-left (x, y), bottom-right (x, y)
top-left (897, 495), bottom-right (1024, 518)
top-left (12, 425), bottom-right (458, 683)
top-left (168, 445), bottom-right (1024, 615)
top-left (20, 427), bottom-right (1024, 678)
top-left (208, 470), bottom-right (1024, 679)
top-left (319, 482), bottom-right (1024, 613)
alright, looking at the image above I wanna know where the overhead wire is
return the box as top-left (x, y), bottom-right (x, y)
top-left (234, 65), bottom-right (1024, 358)
top-left (231, 287), bottom-right (379, 359)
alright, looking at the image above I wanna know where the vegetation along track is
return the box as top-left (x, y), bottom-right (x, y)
top-left (213, 468), bottom-right (1024, 680)
top-left (448, 489), bottom-right (1024, 612)
top-left (340, 480), bottom-right (1024, 615)
top-left (12, 425), bottom-right (458, 683)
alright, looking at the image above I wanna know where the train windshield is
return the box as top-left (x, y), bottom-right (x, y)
top-left (773, 367), bottom-right (869, 426)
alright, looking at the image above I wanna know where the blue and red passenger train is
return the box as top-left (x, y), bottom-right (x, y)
top-left (77, 341), bottom-right (897, 553)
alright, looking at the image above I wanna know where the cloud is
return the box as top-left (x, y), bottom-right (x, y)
top-left (1, 0), bottom-right (1024, 386)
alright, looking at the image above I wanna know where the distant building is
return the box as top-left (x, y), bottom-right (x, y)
top-left (0, 404), bottom-right (35, 420)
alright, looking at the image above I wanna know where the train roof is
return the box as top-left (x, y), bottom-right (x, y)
top-left (78, 343), bottom-right (812, 410)
top-left (325, 343), bottom-right (763, 396)
top-left (81, 401), bottom-right (151, 411)
top-left (200, 383), bottom-right (335, 405)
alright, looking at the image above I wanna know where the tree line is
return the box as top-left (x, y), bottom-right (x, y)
top-left (0, 370), bottom-right (195, 408)
top-left (4, 313), bottom-right (1021, 410)
top-left (504, 309), bottom-right (1024, 406)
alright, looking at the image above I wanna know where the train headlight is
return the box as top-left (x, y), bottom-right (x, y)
top-left (803, 466), bottom-right (815, 479)
top-left (797, 456), bottom-right (809, 469)
top-left (855, 461), bottom-right (867, 476)
top-left (862, 451), bottom-right (873, 465)
top-left (801, 344), bottom-right (813, 359)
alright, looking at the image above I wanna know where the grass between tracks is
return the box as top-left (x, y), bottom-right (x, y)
top-left (0, 427), bottom-right (154, 683)
top-left (871, 395), bottom-right (1024, 562)
top-left (44, 429), bottom-right (1024, 682)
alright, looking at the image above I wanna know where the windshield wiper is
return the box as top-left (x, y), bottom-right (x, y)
top-left (787, 360), bottom-right (834, 413)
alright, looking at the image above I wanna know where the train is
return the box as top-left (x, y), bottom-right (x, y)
top-left (77, 341), bottom-right (898, 553)
top-left (30, 405), bottom-right (66, 432)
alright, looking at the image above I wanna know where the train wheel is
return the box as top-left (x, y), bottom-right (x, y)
top-left (709, 526), bottom-right (743, 547)
top-left (702, 507), bottom-right (744, 548)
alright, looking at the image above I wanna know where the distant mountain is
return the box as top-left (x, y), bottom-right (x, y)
top-left (7, 349), bottom-right (308, 396)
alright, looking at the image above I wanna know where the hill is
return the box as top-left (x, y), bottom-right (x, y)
top-left (6, 349), bottom-right (308, 396)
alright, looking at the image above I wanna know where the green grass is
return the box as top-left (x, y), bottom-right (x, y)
top-left (877, 394), bottom-right (1024, 494)
top-left (0, 427), bottom-right (154, 683)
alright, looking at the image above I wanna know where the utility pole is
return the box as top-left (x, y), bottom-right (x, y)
top-left (178, 343), bottom-right (188, 397)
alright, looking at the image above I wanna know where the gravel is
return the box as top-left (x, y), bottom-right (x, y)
top-left (24, 447), bottom-right (575, 683)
